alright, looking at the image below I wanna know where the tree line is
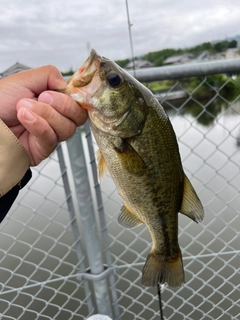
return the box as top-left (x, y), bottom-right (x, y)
top-left (115, 39), bottom-right (238, 68)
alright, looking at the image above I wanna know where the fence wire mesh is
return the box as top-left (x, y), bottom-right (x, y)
top-left (1, 60), bottom-right (240, 320)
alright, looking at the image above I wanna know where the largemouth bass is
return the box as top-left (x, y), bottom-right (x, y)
top-left (60, 49), bottom-right (204, 287)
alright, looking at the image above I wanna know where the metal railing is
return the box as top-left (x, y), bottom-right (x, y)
top-left (128, 58), bottom-right (240, 81)
top-left (0, 59), bottom-right (240, 320)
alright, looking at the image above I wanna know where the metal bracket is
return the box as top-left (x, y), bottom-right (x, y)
top-left (77, 265), bottom-right (117, 282)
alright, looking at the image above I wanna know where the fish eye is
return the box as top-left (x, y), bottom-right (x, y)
top-left (106, 72), bottom-right (122, 88)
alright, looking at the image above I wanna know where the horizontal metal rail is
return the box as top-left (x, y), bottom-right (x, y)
top-left (128, 58), bottom-right (240, 81)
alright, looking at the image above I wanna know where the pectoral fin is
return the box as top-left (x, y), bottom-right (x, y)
top-left (113, 138), bottom-right (146, 175)
top-left (180, 174), bottom-right (204, 223)
top-left (96, 149), bottom-right (108, 182)
top-left (118, 204), bottom-right (143, 228)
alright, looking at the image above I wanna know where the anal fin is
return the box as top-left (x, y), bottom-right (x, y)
top-left (180, 174), bottom-right (204, 223)
top-left (118, 204), bottom-right (143, 228)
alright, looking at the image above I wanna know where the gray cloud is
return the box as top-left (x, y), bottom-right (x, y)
top-left (0, 0), bottom-right (239, 71)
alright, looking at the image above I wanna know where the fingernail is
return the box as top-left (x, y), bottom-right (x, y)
top-left (23, 109), bottom-right (35, 121)
top-left (39, 92), bottom-right (53, 104)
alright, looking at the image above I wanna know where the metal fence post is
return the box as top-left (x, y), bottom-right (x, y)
top-left (66, 128), bottom-right (113, 318)
top-left (57, 144), bottom-right (94, 314)
top-left (84, 122), bottom-right (120, 320)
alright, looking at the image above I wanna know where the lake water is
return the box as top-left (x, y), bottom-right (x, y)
top-left (0, 95), bottom-right (239, 319)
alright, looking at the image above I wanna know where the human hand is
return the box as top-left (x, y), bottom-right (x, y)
top-left (0, 66), bottom-right (87, 166)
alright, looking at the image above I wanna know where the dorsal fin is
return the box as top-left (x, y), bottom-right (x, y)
top-left (180, 174), bottom-right (204, 223)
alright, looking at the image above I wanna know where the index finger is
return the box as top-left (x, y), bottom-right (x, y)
top-left (38, 91), bottom-right (88, 127)
top-left (3, 65), bottom-right (66, 98)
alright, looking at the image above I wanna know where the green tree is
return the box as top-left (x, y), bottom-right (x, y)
top-left (228, 40), bottom-right (237, 48)
top-left (189, 42), bottom-right (213, 54)
top-left (115, 58), bottom-right (130, 68)
top-left (143, 48), bottom-right (184, 66)
top-left (202, 42), bottom-right (214, 51)
top-left (214, 40), bottom-right (230, 52)
top-left (61, 68), bottom-right (74, 76)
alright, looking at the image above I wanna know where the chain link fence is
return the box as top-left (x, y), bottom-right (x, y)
top-left (0, 59), bottom-right (240, 320)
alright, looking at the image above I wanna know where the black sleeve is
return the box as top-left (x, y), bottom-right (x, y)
top-left (0, 169), bottom-right (32, 223)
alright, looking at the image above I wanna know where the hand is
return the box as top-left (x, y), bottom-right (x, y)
top-left (0, 65), bottom-right (87, 166)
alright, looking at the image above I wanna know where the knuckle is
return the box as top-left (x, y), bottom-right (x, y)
top-left (42, 64), bottom-right (60, 74)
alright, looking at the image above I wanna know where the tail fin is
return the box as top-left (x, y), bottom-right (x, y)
top-left (141, 249), bottom-right (184, 287)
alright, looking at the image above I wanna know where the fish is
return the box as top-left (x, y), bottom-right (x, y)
top-left (59, 49), bottom-right (204, 287)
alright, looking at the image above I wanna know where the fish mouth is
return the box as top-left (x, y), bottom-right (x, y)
top-left (61, 49), bottom-right (103, 109)
top-left (70, 49), bottom-right (101, 88)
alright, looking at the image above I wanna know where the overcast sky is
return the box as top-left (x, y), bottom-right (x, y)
top-left (0, 0), bottom-right (239, 72)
